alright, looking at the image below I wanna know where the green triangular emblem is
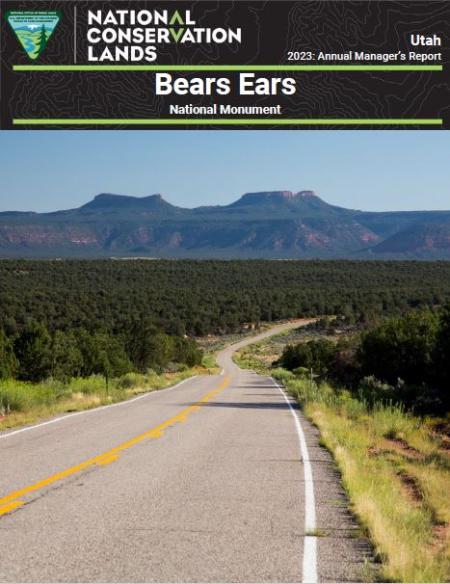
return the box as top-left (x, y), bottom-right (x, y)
top-left (169, 28), bottom-right (185, 43)
top-left (6, 11), bottom-right (60, 60)
top-left (169, 10), bottom-right (185, 25)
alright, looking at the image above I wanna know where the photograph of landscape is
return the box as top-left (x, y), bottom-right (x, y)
top-left (0, 130), bottom-right (449, 583)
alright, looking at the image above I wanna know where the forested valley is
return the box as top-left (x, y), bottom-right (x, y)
top-left (2, 259), bottom-right (450, 381)
top-left (1, 258), bottom-right (450, 411)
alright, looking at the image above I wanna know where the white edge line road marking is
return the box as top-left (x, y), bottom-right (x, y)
top-left (273, 379), bottom-right (318, 584)
top-left (0, 376), bottom-right (198, 441)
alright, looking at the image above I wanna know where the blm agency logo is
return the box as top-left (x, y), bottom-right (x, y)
top-left (6, 11), bottom-right (60, 60)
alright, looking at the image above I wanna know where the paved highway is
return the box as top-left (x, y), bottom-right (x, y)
top-left (0, 321), bottom-right (372, 582)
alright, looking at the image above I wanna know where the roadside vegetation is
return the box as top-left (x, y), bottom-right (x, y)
top-left (235, 312), bottom-right (450, 583)
top-left (0, 362), bottom-right (214, 431)
top-left (2, 258), bottom-right (450, 431)
top-left (0, 318), bottom-right (212, 430)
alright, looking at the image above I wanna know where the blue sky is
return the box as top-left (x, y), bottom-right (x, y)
top-left (0, 131), bottom-right (448, 212)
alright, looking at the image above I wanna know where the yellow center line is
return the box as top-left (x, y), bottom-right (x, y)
top-left (0, 376), bottom-right (230, 516)
top-left (0, 500), bottom-right (24, 514)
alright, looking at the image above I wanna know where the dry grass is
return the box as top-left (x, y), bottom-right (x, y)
top-left (234, 344), bottom-right (450, 582)
top-left (283, 376), bottom-right (450, 583)
top-left (0, 356), bottom-right (217, 432)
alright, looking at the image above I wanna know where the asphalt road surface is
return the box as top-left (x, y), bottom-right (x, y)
top-left (0, 321), bottom-right (373, 583)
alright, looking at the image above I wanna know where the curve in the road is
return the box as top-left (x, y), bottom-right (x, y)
top-left (0, 320), bottom-right (371, 583)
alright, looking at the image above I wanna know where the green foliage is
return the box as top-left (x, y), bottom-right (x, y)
top-left (270, 367), bottom-right (295, 384)
top-left (279, 338), bottom-right (337, 376)
top-left (279, 336), bottom-right (358, 387)
top-left (14, 322), bottom-right (52, 382)
top-left (125, 320), bottom-right (159, 372)
top-left (124, 319), bottom-right (202, 372)
top-left (357, 375), bottom-right (395, 408)
top-left (357, 308), bottom-right (449, 411)
top-left (0, 317), bottom-right (201, 388)
top-left (0, 329), bottom-right (17, 379)
top-left (36, 24), bottom-right (47, 55)
top-left (279, 307), bottom-right (450, 413)
top-left (76, 330), bottom-right (132, 382)
top-left (2, 259), bottom-right (450, 407)
top-left (358, 309), bottom-right (439, 386)
top-left (116, 371), bottom-right (146, 389)
top-left (51, 330), bottom-right (83, 381)
top-left (433, 305), bottom-right (450, 399)
top-left (201, 353), bottom-right (217, 370)
top-left (0, 364), bottom-right (200, 419)
top-left (1, 259), bottom-right (450, 338)
top-left (173, 336), bottom-right (202, 367)
top-left (0, 379), bottom-right (57, 413)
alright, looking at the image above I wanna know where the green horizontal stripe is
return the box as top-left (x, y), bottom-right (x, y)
top-left (13, 118), bottom-right (443, 125)
top-left (13, 64), bottom-right (443, 72)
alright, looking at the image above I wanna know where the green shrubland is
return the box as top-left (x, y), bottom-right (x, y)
top-left (0, 315), bottom-right (206, 429)
top-left (277, 307), bottom-right (450, 413)
top-left (2, 259), bottom-right (450, 337)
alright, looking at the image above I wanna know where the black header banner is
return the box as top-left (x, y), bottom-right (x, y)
top-left (0, 1), bottom-right (449, 129)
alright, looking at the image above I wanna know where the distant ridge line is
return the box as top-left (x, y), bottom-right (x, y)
top-left (1, 191), bottom-right (450, 259)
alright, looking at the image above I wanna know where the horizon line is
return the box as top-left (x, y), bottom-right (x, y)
top-left (2, 190), bottom-right (450, 215)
